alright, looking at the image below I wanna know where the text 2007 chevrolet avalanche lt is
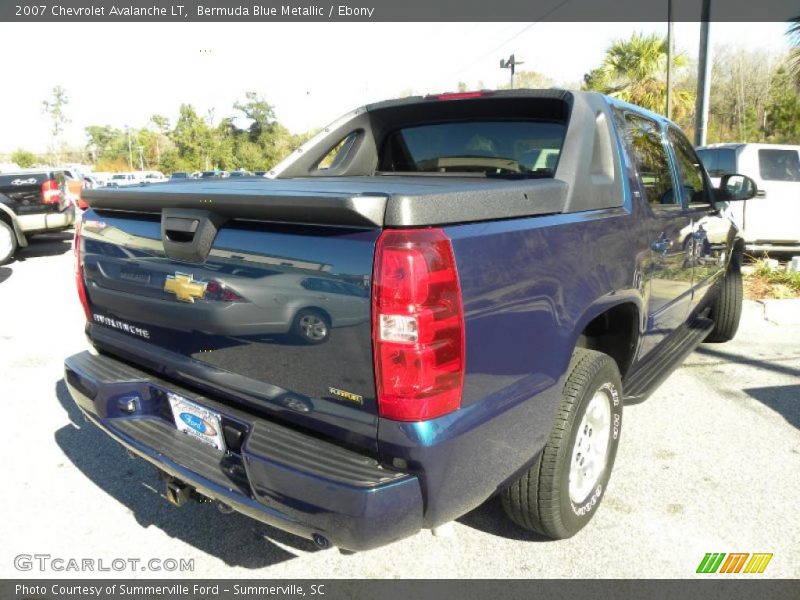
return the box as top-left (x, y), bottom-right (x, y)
top-left (64, 90), bottom-right (757, 550)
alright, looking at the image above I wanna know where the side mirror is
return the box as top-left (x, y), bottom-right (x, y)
top-left (715, 173), bottom-right (758, 202)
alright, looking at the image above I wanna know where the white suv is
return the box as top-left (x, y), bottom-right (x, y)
top-left (696, 143), bottom-right (800, 253)
top-left (107, 173), bottom-right (139, 187)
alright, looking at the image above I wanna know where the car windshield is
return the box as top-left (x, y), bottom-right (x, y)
top-left (379, 120), bottom-right (566, 177)
top-left (201, 171), bottom-right (216, 178)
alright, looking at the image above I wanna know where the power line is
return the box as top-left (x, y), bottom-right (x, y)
top-left (450, 0), bottom-right (572, 79)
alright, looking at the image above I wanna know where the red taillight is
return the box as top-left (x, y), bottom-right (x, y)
top-left (205, 280), bottom-right (245, 302)
top-left (74, 217), bottom-right (92, 321)
top-left (372, 228), bottom-right (465, 421)
top-left (41, 179), bottom-right (61, 204)
top-left (434, 91), bottom-right (488, 101)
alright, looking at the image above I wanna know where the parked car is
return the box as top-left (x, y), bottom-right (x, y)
top-left (83, 176), bottom-right (101, 190)
top-left (199, 170), bottom-right (230, 179)
top-left (0, 169), bottom-right (75, 263)
top-left (140, 171), bottom-right (168, 184)
top-left (90, 172), bottom-right (113, 187)
top-left (106, 173), bottom-right (139, 188)
top-left (67, 90), bottom-right (755, 551)
top-left (170, 172), bottom-right (189, 181)
top-left (228, 169), bottom-right (255, 177)
top-left (696, 143), bottom-right (800, 253)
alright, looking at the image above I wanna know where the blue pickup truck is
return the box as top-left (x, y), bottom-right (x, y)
top-left (64, 90), bottom-right (757, 550)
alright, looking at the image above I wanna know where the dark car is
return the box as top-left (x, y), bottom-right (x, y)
top-left (67, 90), bottom-right (754, 551)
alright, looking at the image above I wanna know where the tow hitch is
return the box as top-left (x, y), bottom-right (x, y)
top-left (165, 478), bottom-right (192, 507)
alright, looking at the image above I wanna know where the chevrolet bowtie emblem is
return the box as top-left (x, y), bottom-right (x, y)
top-left (164, 273), bottom-right (207, 303)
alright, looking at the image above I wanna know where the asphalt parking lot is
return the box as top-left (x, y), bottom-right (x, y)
top-left (1, 231), bottom-right (798, 579)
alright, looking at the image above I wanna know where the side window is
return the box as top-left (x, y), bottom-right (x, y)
top-left (668, 128), bottom-right (710, 205)
top-left (300, 278), bottom-right (318, 291)
top-left (619, 113), bottom-right (677, 208)
top-left (758, 149), bottom-right (800, 182)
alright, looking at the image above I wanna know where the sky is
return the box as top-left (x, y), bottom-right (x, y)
top-left (0, 21), bottom-right (792, 154)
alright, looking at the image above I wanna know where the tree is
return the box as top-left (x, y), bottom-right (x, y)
top-left (708, 46), bottom-right (778, 143)
top-left (499, 70), bottom-right (555, 90)
top-left (765, 66), bottom-right (800, 143)
top-left (171, 104), bottom-right (213, 170)
top-left (11, 149), bottom-right (37, 168)
top-left (583, 33), bottom-right (693, 120)
top-left (41, 85), bottom-right (70, 165)
top-left (78, 92), bottom-right (311, 173)
top-left (150, 114), bottom-right (171, 166)
top-left (788, 18), bottom-right (800, 86)
top-left (234, 91), bottom-right (277, 143)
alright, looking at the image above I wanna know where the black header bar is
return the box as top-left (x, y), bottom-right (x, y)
top-left (1, 0), bottom-right (798, 22)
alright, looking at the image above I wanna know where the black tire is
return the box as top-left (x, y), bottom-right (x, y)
top-left (291, 308), bottom-right (331, 345)
top-left (501, 348), bottom-right (623, 539)
top-left (704, 262), bottom-right (743, 343)
top-left (0, 220), bottom-right (18, 266)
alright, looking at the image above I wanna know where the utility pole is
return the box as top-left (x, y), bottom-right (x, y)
top-left (665, 0), bottom-right (673, 119)
top-left (695, 0), bottom-right (712, 146)
top-left (500, 54), bottom-right (524, 89)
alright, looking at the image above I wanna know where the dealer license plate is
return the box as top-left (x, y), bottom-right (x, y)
top-left (168, 393), bottom-right (227, 451)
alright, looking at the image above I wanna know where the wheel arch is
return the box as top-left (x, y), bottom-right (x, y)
top-left (295, 305), bottom-right (333, 327)
top-left (0, 202), bottom-right (27, 247)
top-left (571, 295), bottom-right (643, 379)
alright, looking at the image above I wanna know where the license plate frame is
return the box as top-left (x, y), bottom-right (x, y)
top-left (168, 393), bottom-right (227, 452)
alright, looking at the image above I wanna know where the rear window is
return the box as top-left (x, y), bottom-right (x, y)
top-left (379, 121), bottom-right (566, 177)
top-left (758, 149), bottom-right (800, 182)
top-left (696, 148), bottom-right (737, 177)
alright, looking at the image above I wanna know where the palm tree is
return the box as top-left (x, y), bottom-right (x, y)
top-left (788, 18), bottom-right (800, 86)
top-left (584, 32), bottom-right (693, 118)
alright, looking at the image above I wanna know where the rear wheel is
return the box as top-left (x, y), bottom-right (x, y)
top-left (501, 348), bottom-right (623, 539)
top-left (0, 221), bottom-right (17, 265)
top-left (291, 309), bottom-right (330, 344)
top-left (704, 261), bottom-right (743, 343)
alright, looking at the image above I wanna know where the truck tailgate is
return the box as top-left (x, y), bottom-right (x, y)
top-left (79, 207), bottom-right (380, 452)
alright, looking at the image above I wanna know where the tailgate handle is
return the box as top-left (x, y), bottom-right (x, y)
top-left (164, 217), bottom-right (200, 243)
top-left (161, 209), bottom-right (226, 263)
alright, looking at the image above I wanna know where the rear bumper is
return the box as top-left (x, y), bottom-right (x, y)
top-left (15, 204), bottom-right (75, 234)
top-left (63, 350), bottom-right (423, 551)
